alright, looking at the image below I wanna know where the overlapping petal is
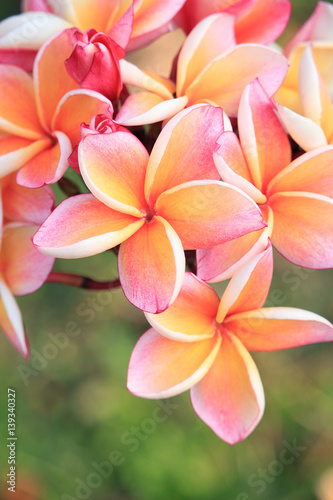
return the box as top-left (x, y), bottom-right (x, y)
top-left (2, 174), bottom-right (54, 224)
top-left (0, 64), bottom-right (45, 139)
top-left (184, 44), bottom-right (289, 116)
top-left (144, 105), bottom-right (224, 204)
top-left (33, 28), bottom-right (79, 131)
top-left (269, 192), bottom-right (333, 268)
top-left (116, 93), bottom-right (188, 127)
top-left (129, 0), bottom-right (186, 50)
top-left (79, 131), bottom-right (149, 217)
top-left (118, 216), bottom-right (185, 313)
top-left (197, 224), bottom-right (270, 282)
top-left (0, 13), bottom-right (72, 71)
top-left (267, 146), bottom-right (333, 198)
top-left (176, 13), bottom-right (237, 97)
top-left (191, 332), bottom-right (265, 444)
top-left (285, 1), bottom-right (333, 55)
top-left (216, 243), bottom-right (273, 323)
top-left (0, 135), bottom-right (50, 178)
top-left (52, 89), bottom-right (113, 145)
top-left (145, 273), bottom-right (219, 342)
top-left (234, 0), bottom-right (291, 45)
top-left (33, 194), bottom-right (144, 258)
top-left (213, 132), bottom-right (266, 203)
top-left (176, 0), bottom-right (291, 45)
top-left (238, 80), bottom-right (291, 192)
top-left (276, 105), bottom-right (328, 151)
top-left (155, 180), bottom-right (265, 250)
top-left (226, 308), bottom-right (333, 351)
top-left (1, 224), bottom-right (54, 296)
top-left (16, 131), bottom-right (72, 188)
top-left (127, 328), bottom-right (221, 398)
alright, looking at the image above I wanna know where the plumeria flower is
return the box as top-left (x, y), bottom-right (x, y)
top-left (33, 105), bottom-right (265, 313)
top-left (277, 45), bottom-right (333, 151)
top-left (116, 13), bottom-right (289, 126)
top-left (175, 0), bottom-right (291, 45)
top-left (197, 79), bottom-right (333, 282)
top-left (0, 28), bottom-right (112, 188)
top-left (127, 243), bottom-right (333, 444)
top-left (0, 0), bottom-right (187, 69)
top-left (275, 1), bottom-right (333, 112)
top-left (0, 175), bottom-right (55, 359)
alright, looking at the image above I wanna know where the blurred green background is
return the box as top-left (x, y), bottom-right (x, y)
top-left (1, 1), bottom-right (333, 499)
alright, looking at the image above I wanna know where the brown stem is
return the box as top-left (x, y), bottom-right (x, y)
top-left (47, 271), bottom-right (121, 290)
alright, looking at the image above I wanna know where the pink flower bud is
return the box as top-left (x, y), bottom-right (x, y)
top-left (65, 29), bottom-right (125, 101)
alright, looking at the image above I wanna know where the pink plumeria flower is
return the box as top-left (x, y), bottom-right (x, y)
top-left (128, 243), bottom-right (333, 444)
top-left (277, 45), bottom-right (333, 151)
top-left (33, 105), bottom-right (265, 313)
top-left (0, 0), bottom-right (187, 69)
top-left (0, 28), bottom-right (112, 188)
top-left (175, 0), bottom-right (291, 45)
top-left (197, 79), bottom-right (333, 282)
top-left (0, 176), bottom-right (55, 358)
top-left (116, 13), bottom-right (289, 126)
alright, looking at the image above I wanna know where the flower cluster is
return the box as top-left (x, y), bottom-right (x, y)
top-left (0, 0), bottom-right (332, 444)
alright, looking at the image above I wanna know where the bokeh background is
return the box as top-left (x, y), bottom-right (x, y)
top-left (1, 1), bottom-right (333, 499)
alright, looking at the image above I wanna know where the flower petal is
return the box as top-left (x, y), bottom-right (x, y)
top-left (34, 28), bottom-right (79, 131)
top-left (185, 44), bottom-right (289, 117)
top-left (0, 64), bottom-right (45, 139)
top-left (176, 13), bottom-right (237, 96)
top-left (129, 0), bottom-right (186, 49)
top-left (238, 80), bottom-right (291, 192)
top-left (225, 308), bottom-right (333, 351)
top-left (0, 135), bottom-right (50, 178)
top-left (116, 93), bottom-right (188, 126)
top-left (0, 279), bottom-right (28, 359)
top-left (145, 272), bottom-right (219, 342)
top-left (120, 59), bottom-right (175, 98)
top-left (191, 332), bottom-right (265, 444)
top-left (33, 193), bottom-right (144, 258)
top-left (127, 327), bottom-right (221, 399)
top-left (16, 131), bottom-right (72, 188)
top-left (118, 216), bottom-right (186, 313)
top-left (79, 131), bottom-right (148, 217)
top-left (216, 242), bottom-right (273, 323)
top-left (235, 0), bottom-right (291, 45)
top-left (145, 104), bottom-right (224, 204)
top-left (0, 12), bottom-right (72, 49)
top-left (155, 180), bottom-right (265, 250)
top-left (285, 1), bottom-right (333, 56)
top-left (267, 146), bottom-right (333, 198)
top-left (269, 192), bottom-right (333, 268)
top-left (1, 224), bottom-right (54, 296)
top-left (0, 13), bottom-right (72, 71)
top-left (214, 131), bottom-right (266, 204)
top-left (2, 174), bottom-right (54, 225)
top-left (197, 224), bottom-right (269, 282)
top-left (52, 89), bottom-right (113, 145)
top-left (276, 104), bottom-right (328, 151)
